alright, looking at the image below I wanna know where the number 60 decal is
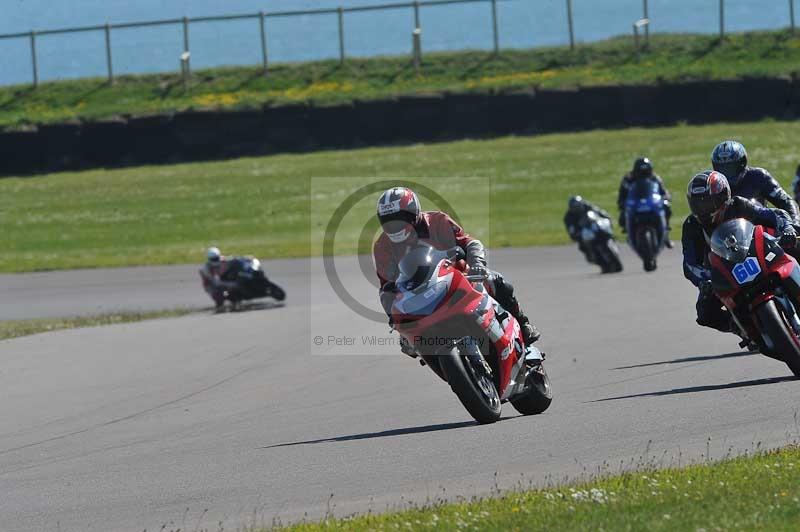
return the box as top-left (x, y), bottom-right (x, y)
top-left (732, 257), bottom-right (761, 285)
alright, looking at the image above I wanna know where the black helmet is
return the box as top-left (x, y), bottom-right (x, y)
top-left (568, 195), bottom-right (585, 213)
top-left (687, 171), bottom-right (731, 226)
top-left (711, 140), bottom-right (748, 186)
top-left (377, 187), bottom-right (421, 243)
top-left (632, 157), bottom-right (653, 179)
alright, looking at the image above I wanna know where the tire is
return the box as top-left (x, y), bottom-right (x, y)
top-left (755, 300), bottom-right (800, 377)
top-left (590, 242), bottom-right (609, 272)
top-left (637, 227), bottom-right (657, 272)
top-left (604, 241), bottom-right (623, 273)
top-left (510, 363), bottom-right (553, 415)
top-left (439, 345), bottom-right (502, 424)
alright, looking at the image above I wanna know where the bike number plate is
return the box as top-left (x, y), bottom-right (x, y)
top-left (732, 257), bottom-right (761, 285)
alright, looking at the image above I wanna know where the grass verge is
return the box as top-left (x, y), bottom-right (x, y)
top-left (279, 445), bottom-right (800, 531)
top-left (0, 308), bottom-right (195, 341)
top-left (3, 119), bottom-right (800, 273)
top-left (2, 29), bottom-right (800, 128)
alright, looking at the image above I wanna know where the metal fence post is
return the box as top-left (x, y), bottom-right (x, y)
top-left (104, 23), bottom-right (114, 84)
top-left (413, 0), bottom-right (420, 29)
top-left (259, 11), bottom-right (268, 74)
top-left (719, 0), bottom-right (725, 39)
top-left (182, 16), bottom-right (191, 74)
top-left (412, 28), bottom-right (422, 73)
top-left (337, 7), bottom-right (345, 64)
top-left (790, 0), bottom-right (796, 34)
top-left (566, 0), bottom-right (575, 50)
top-left (642, 0), bottom-right (649, 45)
top-left (491, 0), bottom-right (499, 55)
top-left (29, 31), bottom-right (38, 87)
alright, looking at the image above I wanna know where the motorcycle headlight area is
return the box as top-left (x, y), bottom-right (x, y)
top-left (395, 281), bottom-right (449, 316)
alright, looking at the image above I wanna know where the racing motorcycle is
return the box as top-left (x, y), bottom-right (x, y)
top-left (389, 244), bottom-right (552, 424)
top-left (708, 218), bottom-right (800, 376)
top-left (578, 211), bottom-right (623, 273)
top-left (221, 257), bottom-right (286, 305)
top-left (625, 178), bottom-right (669, 272)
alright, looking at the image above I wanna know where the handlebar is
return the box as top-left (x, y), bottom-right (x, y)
top-left (447, 247), bottom-right (466, 261)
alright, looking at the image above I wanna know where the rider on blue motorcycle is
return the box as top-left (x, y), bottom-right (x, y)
top-left (682, 171), bottom-right (797, 332)
top-left (617, 157), bottom-right (673, 247)
top-left (564, 195), bottom-right (613, 260)
top-left (711, 140), bottom-right (800, 224)
top-left (373, 186), bottom-right (541, 351)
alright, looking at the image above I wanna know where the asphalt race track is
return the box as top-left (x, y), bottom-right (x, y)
top-left (1, 246), bottom-right (799, 531)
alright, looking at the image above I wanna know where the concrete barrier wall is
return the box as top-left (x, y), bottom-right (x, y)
top-left (0, 77), bottom-right (795, 176)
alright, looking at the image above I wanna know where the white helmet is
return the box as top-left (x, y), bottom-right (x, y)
top-left (376, 187), bottom-right (421, 243)
top-left (206, 246), bottom-right (221, 263)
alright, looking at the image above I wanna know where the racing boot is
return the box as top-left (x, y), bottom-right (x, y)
top-left (518, 316), bottom-right (541, 346)
top-left (490, 273), bottom-right (541, 346)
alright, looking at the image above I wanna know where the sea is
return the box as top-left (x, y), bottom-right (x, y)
top-left (0, 0), bottom-right (793, 86)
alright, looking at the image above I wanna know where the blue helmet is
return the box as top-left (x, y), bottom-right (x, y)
top-left (711, 140), bottom-right (748, 186)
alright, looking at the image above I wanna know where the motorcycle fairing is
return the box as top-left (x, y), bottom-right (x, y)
top-left (394, 268), bottom-right (454, 318)
top-left (392, 259), bottom-right (527, 401)
top-left (709, 224), bottom-right (800, 311)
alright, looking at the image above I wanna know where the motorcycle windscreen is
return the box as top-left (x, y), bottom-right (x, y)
top-left (709, 219), bottom-right (755, 263)
top-left (396, 245), bottom-right (449, 291)
top-left (625, 178), bottom-right (663, 214)
top-left (394, 279), bottom-right (451, 316)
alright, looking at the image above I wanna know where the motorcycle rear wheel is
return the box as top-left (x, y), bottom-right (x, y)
top-left (755, 300), bottom-right (800, 377)
top-left (439, 345), bottom-right (502, 424)
top-left (510, 363), bottom-right (553, 415)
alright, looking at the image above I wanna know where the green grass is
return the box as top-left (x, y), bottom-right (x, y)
top-left (0, 308), bottom-right (195, 341)
top-left (3, 119), bottom-right (800, 273)
top-left (3, 29), bottom-right (800, 128)
top-left (278, 445), bottom-right (800, 531)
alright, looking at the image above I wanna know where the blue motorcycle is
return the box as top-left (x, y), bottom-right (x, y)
top-left (625, 178), bottom-right (668, 272)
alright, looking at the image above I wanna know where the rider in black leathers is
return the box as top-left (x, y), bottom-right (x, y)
top-left (564, 195), bottom-right (612, 261)
top-left (617, 157), bottom-right (673, 240)
top-left (682, 171), bottom-right (797, 332)
top-left (711, 140), bottom-right (800, 224)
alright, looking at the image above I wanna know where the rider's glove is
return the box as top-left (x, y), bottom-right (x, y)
top-left (399, 336), bottom-right (417, 358)
top-left (779, 225), bottom-right (798, 248)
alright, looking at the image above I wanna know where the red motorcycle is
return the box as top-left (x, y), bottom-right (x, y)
top-left (390, 244), bottom-right (552, 424)
top-left (708, 218), bottom-right (800, 376)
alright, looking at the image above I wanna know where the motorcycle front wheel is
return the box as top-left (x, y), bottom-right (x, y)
top-left (600, 240), bottom-right (623, 273)
top-left (637, 226), bottom-right (658, 272)
top-left (755, 300), bottom-right (800, 377)
top-left (439, 342), bottom-right (501, 424)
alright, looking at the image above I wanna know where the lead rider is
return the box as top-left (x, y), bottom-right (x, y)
top-left (373, 187), bottom-right (541, 352)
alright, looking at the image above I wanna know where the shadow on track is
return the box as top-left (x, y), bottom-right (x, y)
top-left (213, 301), bottom-right (285, 314)
top-left (590, 375), bottom-right (796, 402)
top-left (260, 418), bottom-right (516, 449)
top-left (610, 350), bottom-right (755, 370)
